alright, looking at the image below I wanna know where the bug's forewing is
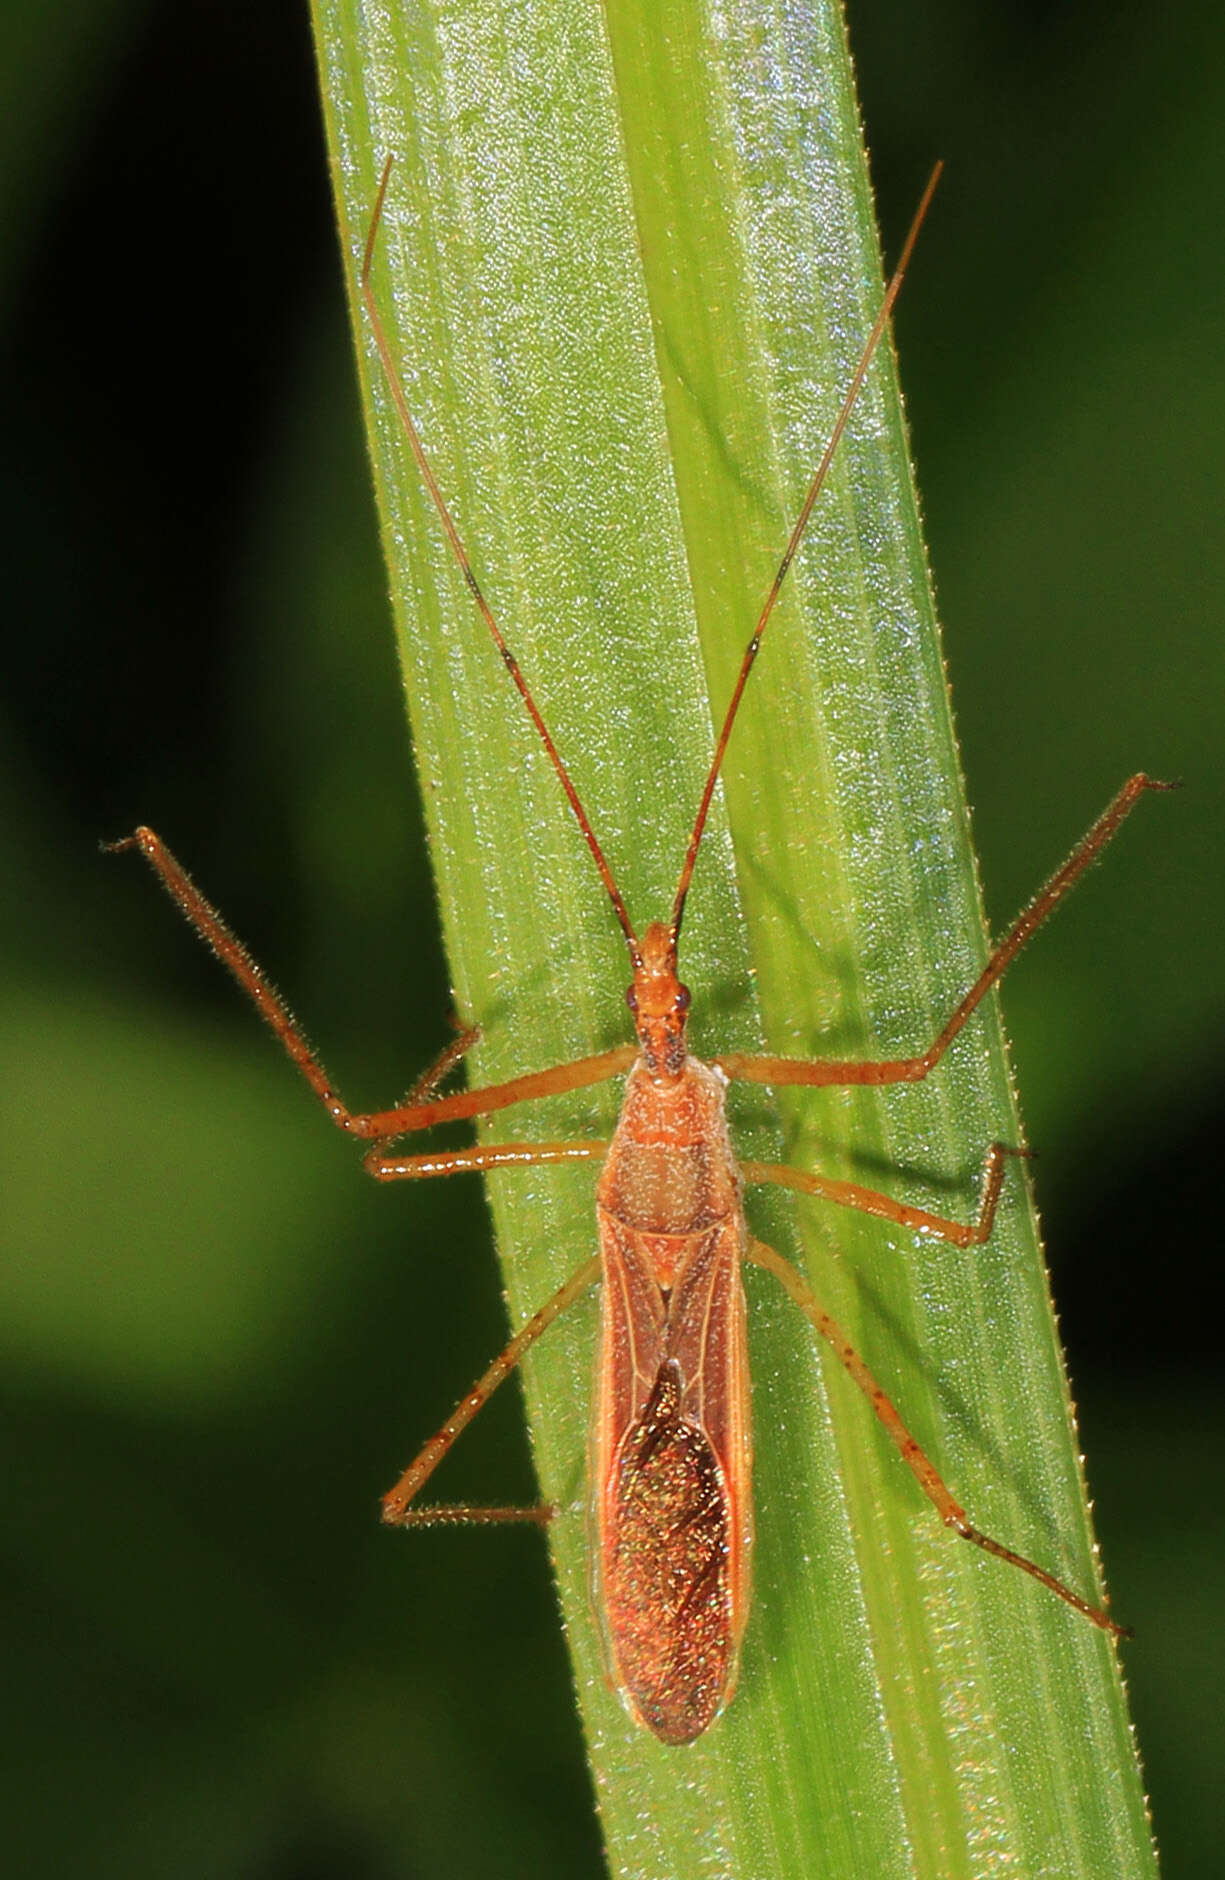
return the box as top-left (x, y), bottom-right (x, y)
top-left (594, 1208), bottom-right (752, 1743)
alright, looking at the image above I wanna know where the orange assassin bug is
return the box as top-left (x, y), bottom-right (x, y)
top-left (110, 157), bottom-right (1171, 1745)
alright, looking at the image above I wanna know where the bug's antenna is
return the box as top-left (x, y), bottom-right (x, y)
top-left (669, 162), bottom-right (943, 948)
top-left (361, 155), bottom-right (642, 964)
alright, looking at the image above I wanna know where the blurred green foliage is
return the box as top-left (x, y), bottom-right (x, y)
top-left (1, 2), bottom-right (1221, 1876)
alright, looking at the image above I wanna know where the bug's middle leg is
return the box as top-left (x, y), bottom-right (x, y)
top-left (741, 1141), bottom-right (1028, 1246)
top-left (364, 1139), bottom-right (607, 1181)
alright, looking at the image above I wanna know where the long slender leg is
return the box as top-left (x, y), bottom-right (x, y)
top-left (745, 1235), bottom-right (1128, 1638)
top-left (365, 1139), bottom-right (607, 1181)
top-left (718, 774), bottom-right (1174, 1092)
top-left (742, 1142), bottom-right (1027, 1247)
top-left (382, 1255), bottom-right (602, 1527)
top-left (107, 827), bottom-right (635, 1137)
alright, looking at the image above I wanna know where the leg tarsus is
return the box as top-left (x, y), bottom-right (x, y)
top-left (385, 1499), bottom-right (555, 1529)
top-left (950, 1517), bottom-right (1134, 1639)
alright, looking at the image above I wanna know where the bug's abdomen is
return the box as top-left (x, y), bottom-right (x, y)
top-left (604, 1359), bottom-right (733, 1745)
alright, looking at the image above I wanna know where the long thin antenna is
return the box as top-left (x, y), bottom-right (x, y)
top-left (360, 155), bottom-right (641, 962)
top-left (669, 162), bottom-right (943, 945)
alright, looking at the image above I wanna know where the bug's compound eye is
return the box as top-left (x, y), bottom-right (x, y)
top-left (675, 983), bottom-right (691, 1014)
top-left (625, 985), bottom-right (639, 1014)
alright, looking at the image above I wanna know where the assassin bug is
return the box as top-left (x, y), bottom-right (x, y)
top-left (111, 157), bottom-right (1169, 1744)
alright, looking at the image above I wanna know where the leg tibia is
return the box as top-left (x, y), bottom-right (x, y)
top-left (743, 1141), bottom-right (1028, 1246)
top-left (745, 1236), bottom-right (1127, 1639)
top-left (365, 1140), bottom-right (607, 1183)
top-left (718, 774), bottom-right (1173, 1093)
top-left (381, 1254), bottom-right (601, 1527)
top-left (108, 825), bottom-right (633, 1141)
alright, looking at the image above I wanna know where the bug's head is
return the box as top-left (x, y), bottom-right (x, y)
top-left (626, 920), bottom-right (690, 1078)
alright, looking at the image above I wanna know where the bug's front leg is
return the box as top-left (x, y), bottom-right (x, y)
top-left (744, 1236), bottom-right (1129, 1640)
top-left (717, 773), bottom-right (1174, 1095)
top-left (108, 825), bottom-right (635, 1138)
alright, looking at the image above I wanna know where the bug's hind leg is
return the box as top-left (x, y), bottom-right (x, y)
top-left (744, 1235), bottom-right (1129, 1639)
top-left (382, 1254), bottom-right (601, 1527)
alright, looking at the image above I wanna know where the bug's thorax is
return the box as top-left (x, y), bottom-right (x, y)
top-left (597, 1052), bottom-right (739, 1260)
top-left (598, 919), bottom-right (741, 1274)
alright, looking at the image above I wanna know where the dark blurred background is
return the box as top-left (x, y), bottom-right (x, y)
top-left (2, 2), bottom-right (1221, 1875)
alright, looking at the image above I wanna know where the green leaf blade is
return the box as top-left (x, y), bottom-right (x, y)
top-left (311, 2), bottom-right (1158, 1873)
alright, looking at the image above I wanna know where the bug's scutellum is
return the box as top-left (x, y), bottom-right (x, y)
top-left (111, 159), bottom-right (1170, 1744)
